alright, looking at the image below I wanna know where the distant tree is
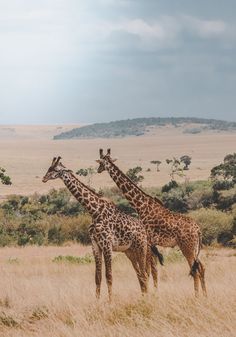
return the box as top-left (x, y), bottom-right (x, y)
top-left (166, 157), bottom-right (185, 181)
top-left (208, 153), bottom-right (236, 211)
top-left (211, 153), bottom-right (236, 190)
top-left (0, 167), bottom-right (11, 185)
top-left (150, 160), bottom-right (162, 172)
top-left (180, 155), bottom-right (192, 170)
top-left (126, 166), bottom-right (144, 185)
top-left (76, 167), bottom-right (96, 186)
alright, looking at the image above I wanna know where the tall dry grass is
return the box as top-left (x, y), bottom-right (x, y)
top-left (0, 245), bottom-right (235, 337)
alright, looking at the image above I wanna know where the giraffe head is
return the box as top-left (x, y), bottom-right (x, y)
top-left (96, 149), bottom-right (116, 173)
top-left (42, 157), bottom-right (71, 182)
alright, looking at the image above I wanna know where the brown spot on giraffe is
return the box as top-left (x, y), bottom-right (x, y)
top-left (96, 149), bottom-right (207, 297)
top-left (42, 156), bottom-right (149, 301)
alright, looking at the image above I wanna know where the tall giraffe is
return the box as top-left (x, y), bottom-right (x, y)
top-left (42, 157), bottom-right (148, 301)
top-left (96, 149), bottom-right (207, 297)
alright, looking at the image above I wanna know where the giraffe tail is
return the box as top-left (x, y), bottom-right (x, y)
top-left (151, 246), bottom-right (164, 266)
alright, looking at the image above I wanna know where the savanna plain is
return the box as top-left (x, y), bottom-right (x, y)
top-left (0, 125), bottom-right (235, 337)
top-left (0, 246), bottom-right (235, 337)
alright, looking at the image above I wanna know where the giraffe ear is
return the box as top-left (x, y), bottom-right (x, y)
top-left (52, 157), bottom-right (57, 165)
top-left (55, 156), bottom-right (62, 165)
top-left (99, 149), bottom-right (104, 158)
top-left (107, 148), bottom-right (111, 156)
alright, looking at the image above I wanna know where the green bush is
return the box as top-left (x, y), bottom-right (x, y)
top-left (17, 223), bottom-right (46, 246)
top-left (161, 180), bottom-right (179, 193)
top-left (189, 208), bottom-right (234, 245)
top-left (52, 254), bottom-right (94, 264)
top-left (162, 188), bottom-right (189, 213)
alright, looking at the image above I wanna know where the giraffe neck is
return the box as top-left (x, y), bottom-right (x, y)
top-left (60, 170), bottom-right (105, 218)
top-left (104, 159), bottom-right (151, 212)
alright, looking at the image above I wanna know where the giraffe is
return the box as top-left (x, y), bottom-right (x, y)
top-left (96, 149), bottom-right (207, 297)
top-left (42, 157), bottom-right (149, 301)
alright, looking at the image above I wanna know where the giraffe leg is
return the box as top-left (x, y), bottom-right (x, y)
top-left (137, 248), bottom-right (148, 294)
top-left (125, 249), bottom-right (148, 294)
top-left (150, 255), bottom-right (158, 289)
top-left (145, 246), bottom-right (152, 281)
top-left (193, 272), bottom-right (200, 297)
top-left (146, 245), bottom-right (158, 289)
top-left (187, 257), bottom-right (201, 297)
top-left (92, 241), bottom-right (102, 299)
top-left (198, 259), bottom-right (207, 296)
top-left (180, 246), bottom-right (200, 297)
top-left (103, 247), bottom-right (113, 302)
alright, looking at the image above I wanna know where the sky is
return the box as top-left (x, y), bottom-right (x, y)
top-left (0, 0), bottom-right (235, 124)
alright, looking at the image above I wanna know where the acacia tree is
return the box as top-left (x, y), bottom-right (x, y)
top-left (211, 153), bottom-right (236, 190)
top-left (180, 155), bottom-right (192, 170)
top-left (166, 157), bottom-right (185, 181)
top-left (0, 167), bottom-right (11, 185)
top-left (150, 160), bottom-right (161, 172)
top-left (126, 166), bottom-right (144, 185)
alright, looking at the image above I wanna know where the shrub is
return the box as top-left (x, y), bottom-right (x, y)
top-left (47, 226), bottom-right (65, 245)
top-left (68, 214), bottom-right (91, 244)
top-left (162, 188), bottom-right (188, 213)
top-left (126, 166), bottom-right (144, 185)
top-left (52, 254), bottom-right (94, 264)
top-left (0, 167), bottom-right (11, 185)
top-left (161, 180), bottom-right (178, 193)
top-left (17, 223), bottom-right (46, 246)
top-left (189, 208), bottom-right (234, 245)
top-left (117, 199), bottom-right (136, 216)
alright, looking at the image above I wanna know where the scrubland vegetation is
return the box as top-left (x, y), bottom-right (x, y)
top-left (0, 153), bottom-right (235, 248)
top-left (0, 181), bottom-right (235, 249)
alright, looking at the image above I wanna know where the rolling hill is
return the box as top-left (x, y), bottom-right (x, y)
top-left (53, 117), bottom-right (236, 140)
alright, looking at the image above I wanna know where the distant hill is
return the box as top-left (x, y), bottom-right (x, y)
top-left (53, 117), bottom-right (236, 140)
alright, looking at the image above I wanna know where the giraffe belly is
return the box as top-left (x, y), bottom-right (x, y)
top-left (112, 238), bottom-right (131, 252)
top-left (149, 231), bottom-right (177, 247)
top-left (113, 244), bottom-right (131, 252)
top-left (156, 236), bottom-right (177, 248)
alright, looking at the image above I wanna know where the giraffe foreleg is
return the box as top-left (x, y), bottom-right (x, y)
top-left (92, 240), bottom-right (102, 299)
top-left (103, 246), bottom-right (113, 302)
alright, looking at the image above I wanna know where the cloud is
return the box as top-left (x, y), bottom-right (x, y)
top-left (0, 1), bottom-right (235, 123)
top-left (183, 16), bottom-right (227, 38)
top-left (76, 15), bottom-right (232, 53)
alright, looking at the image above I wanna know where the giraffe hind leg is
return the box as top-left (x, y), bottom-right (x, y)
top-left (150, 255), bottom-right (158, 289)
top-left (197, 260), bottom-right (207, 296)
top-left (151, 246), bottom-right (164, 266)
top-left (126, 250), bottom-right (148, 294)
top-left (189, 259), bottom-right (207, 297)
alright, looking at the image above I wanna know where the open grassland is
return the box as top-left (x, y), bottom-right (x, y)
top-left (0, 245), bottom-right (235, 337)
top-left (0, 125), bottom-right (236, 196)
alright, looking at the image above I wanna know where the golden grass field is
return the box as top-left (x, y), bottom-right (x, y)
top-left (0, 124), bottom-right (236, 197)
top-left (0, 245), bottom-right (235, 337)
